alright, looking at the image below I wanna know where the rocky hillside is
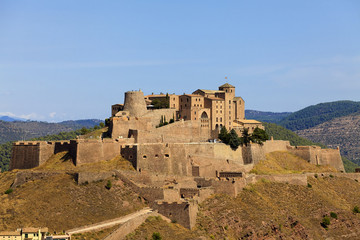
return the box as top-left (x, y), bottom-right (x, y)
top-left (296, 115), bottom-right (360, 165)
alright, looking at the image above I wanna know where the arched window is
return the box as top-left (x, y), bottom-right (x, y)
top-left (201, 111), bottom-right (209, 119)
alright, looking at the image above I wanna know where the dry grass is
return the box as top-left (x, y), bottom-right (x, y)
top-left (125, 216), bottom-right (200, 240)
top-left (250, 151), bottom-right (337, 175)
top-left (0, 172), bottom-right (146, 232)
top-left (35, 152), bottom-right (135, 172)
top-left (82, 127), bottom-right (109, 139)
top-left (197, 176), bottom-right (360, 239)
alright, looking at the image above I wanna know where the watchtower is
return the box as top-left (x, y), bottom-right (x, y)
top-left (123, 90), bottom-right (148, 117)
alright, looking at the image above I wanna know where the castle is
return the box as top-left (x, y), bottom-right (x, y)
top-left (10, 83), bottom-right (345, 229)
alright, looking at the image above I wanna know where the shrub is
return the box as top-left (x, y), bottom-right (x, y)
top-left (307, 183), bottom-right (312, 188)
top-left (329, 174), bottom-right (334, 178)
top-left (321, 216), bottom-right (330, 229)
top-left (353, 206), bottom-right (360, 214)
top-left (314, 174), bottom-right (318, 178)
top-left (105, 180), bottom-right (112, 190)
top-left (4, 188), bottom-right (13, 194)
top-left (152, 232), bottom-right (162, 240)
top-left (330, 212), bottom-right (338, 219)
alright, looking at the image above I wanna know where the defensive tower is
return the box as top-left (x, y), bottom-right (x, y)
top-left (123, 90), bottom-right (148, 117)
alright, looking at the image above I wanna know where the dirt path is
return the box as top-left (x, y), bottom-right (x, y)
top-left (66, 207), bottom-right (153, 235)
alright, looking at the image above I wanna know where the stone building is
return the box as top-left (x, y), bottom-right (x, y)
top-left (114, 83), bottom-right (263, 134)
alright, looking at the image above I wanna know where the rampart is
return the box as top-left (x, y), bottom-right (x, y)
top-left (153, 200), bottom-right (198, 229)
top-left (10, 141), bottom-right (57, 170)
top-left (287, 145), bottom-right (345, 172)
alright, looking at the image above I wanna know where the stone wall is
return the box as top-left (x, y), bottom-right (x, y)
top-left (71, 139), bottom-right (122, 165)
top-left (287, 146), bottom-right (345, 172)
top-left (10, 141), bottom-right (55, 170)
top-left (153, 201), bottom-right (198, 229)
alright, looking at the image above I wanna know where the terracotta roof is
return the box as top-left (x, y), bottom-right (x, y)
top-left (22, 227), bottom-right (39, 233)
top-left (194, 89), bottom-right (224, 94)
top-left (183, 94), bottom-right (203, 97)
top-left (219, 83), bottom-right (235, 88)
top-left (0, 231), bottom-right (21, 236)
top-left (233, 97), bottom-right (243, 101)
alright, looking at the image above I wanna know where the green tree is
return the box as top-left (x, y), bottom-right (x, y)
top-left (152, 232), bottom-right (162, 240)
top-left (99, 122), bottom-right (105, 128)
top-left (218, 126), bottom-right (230, 144)
top-left (241, 128), bottom-right (251, 146)
top-left (228, 129), bottom-right (241, 150)
top-left (105, 180), bottom-right (112, 190)
top-left (251, 127), bottom-right (269, 144)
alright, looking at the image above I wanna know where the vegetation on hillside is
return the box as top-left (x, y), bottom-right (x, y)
top-left (245, 110), bottom-right (292, 123)
top-left (342, 156), bottom-right (360, 173)
top-left (278, 100), bottom-right (360, 131)
top-left (263, 122), bottom-right (326, 147)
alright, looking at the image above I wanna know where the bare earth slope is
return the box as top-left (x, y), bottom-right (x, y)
top-left (296, 115), bottom-right (360, 165)
top-left (0, 153), bottom-right (145, 232)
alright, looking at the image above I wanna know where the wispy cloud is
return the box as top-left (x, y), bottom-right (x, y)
top-left (49, 112), bottom-right (56, 118)
top-left (0, 112), bottom-right (43, 120)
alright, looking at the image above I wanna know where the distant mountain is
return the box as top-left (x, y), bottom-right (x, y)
top-left (0, 119), bottom-right (103, 144)
top-left (0, 116), bottom-right (25, 122)
top-left (278, 100), bottom-right (360, 131)
top-left (245, 110), bottom-right (291, 123)
top-left (59, 119), bottom-right (103, 129)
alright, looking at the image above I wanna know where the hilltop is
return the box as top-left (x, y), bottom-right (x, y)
top-left (278, 100), bottom-right (360, 131)
top-left (245, 110), bottom-right (292, 123)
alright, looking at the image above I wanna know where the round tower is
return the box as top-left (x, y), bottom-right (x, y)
top-left (123, 90), bottom-right (147, 117)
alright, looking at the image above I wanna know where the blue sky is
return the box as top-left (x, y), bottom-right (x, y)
top-left (0, 0), bottom-right (359, 122)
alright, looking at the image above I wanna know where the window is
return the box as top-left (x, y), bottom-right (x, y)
top-left (229, 116), bottom-right (231, 120)
top-left (165, 154), bottom-right (170, 158)
top-left (216, 105), bottom-right (218, 108)
top-left (216, 117), bottom-right (218, 122)
top-left (143, 155), bottom-right (147, 159)
top-left (220, 117), bottom-right (222, 122)
top-left (229, 100), bottom-right (231, 104)
top-left (220, 105), bottom-right (222, 109)
top-left (216, 110), bottom-right (218, 113)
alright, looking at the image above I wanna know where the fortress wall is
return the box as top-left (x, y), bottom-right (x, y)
top-left (73, 139), bottom-right (121, 165)
top-left (132, 143), bottom-right (247, 177)
top-left (54, 141), bottom-right (72, 153)
top-left (39, 142), bottom-right (56, 165)
top-left (143, 109), bottom-right (178, 127)
top-left (211, 180), bottom-right (246, 197)
top-left (288, 146), bottom-right (345, 172)
top-left (153, 201), bottom-right (198, 229)
top-left (287, 146), bottom-right (312, 163)
top-left (10, 142), bottom-right (54, 170)
top-left (110, 116), bottom-right (152, 139)
top-left (120, 145), bottom-right (138, 169)
top-left (319, 149), bottom-right (345, 172)
top-left (140, 120), bottom-right (211, 143)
